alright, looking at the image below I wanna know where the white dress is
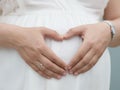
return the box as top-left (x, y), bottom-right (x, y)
top-left (0, 0), bottom-right (111, 90)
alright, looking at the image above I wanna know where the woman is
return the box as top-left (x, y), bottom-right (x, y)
top-left (0, 0), bottom-right (120, 90)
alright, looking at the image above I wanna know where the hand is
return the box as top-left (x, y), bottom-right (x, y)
top-left (63, 22), bottom-right (111, 75)
top-left (13, 26), bottom-right (67, 79)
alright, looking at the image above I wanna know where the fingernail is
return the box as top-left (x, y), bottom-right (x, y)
top-left (57, 76), bottom-right (62, 79)
top-left (74, 72), bottom-right (78, 76)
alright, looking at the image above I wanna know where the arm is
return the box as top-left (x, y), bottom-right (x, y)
top-left (104, 0), bottom-right (120, 47)
top-left (0, 23), bottom-right (23, 48)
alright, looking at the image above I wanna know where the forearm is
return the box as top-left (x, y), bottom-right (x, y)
top-left (108, 18), bottom-right (120, 47)
top-left (0, 23), bottom-right (22, 48)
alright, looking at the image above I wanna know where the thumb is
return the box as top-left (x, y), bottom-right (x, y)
top-left (63, 26), bottom-right (85, 39)
top-left (41, 28), bottom-right (63, 41)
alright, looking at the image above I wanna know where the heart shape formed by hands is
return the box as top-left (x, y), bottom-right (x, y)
top-left (44, 27), bottom-right (84, 72)
top-left (47, 36), bottom-right (82, 64)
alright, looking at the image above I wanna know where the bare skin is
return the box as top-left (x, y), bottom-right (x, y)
top-left (0, 0), bottom-right (120, 79)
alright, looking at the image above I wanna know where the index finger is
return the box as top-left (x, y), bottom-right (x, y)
top-left (68, 40), bottom-right (91, 69)
top-left (40, 44), bottom-right (67, 70)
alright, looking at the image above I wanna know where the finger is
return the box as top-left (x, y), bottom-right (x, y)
top-left (18, 49), bottom-right (51, 79)
top-left (74, 55), bottom-right (99, 75)
top-left (70, 48), bottom-right (96, 74)
top-left (43, 69), bottom-right (62, 79)
top-left (30, 63), bottom-right (51, 79)
top-left (63, 26), bottom-right (85, 39)
top-left (40, 28), bottom-right (63, 41)
top-left (41, 66), bottom-right (62, 79)
top-left (38, 55), bottom-right (66, 76)
top-left (74, 47), bottom-right (105, 75)
top-left (68, 40), bottom-right (91, 70)
top-left (40, 44), bottom-right (67, 70)
top-left (35, 61), bottom-right (62, 79)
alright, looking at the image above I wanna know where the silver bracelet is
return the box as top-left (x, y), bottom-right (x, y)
top-left (103, 20), bottom-right (116, 40)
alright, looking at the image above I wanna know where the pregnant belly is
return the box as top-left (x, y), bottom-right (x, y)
top-left (0, 12), bottom-right (111, 90)
top-left (0, 13), bottom-right (98, 64)
top-left (46, 36), bottom-right (82, 64)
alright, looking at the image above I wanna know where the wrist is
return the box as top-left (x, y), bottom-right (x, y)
top-left (0, 23), bottom-right (24, 48)
top-left (103, 20), bottom-right (116, 40)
